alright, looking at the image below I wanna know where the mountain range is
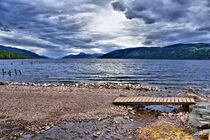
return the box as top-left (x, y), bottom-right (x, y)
top-left (62, 52), bottom-right (103, 59)
top-left (0, 43), bottom-right (210, 59)
top-left (100, 43), bottom-right (210, 59)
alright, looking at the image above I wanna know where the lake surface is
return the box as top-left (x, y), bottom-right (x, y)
top-left (0, 59), bottom-right (209, 92)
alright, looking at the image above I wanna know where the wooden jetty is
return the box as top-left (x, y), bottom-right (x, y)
top-left (113, 96), bottom-right (196, 106)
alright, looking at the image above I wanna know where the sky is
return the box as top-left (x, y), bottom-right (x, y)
top-left (0, 0), bottom-right (210, 58)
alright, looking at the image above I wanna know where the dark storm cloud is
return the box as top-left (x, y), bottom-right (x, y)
top-left (0, 0), bottom-right (117, 57)
top-left (197, 26), bottom-right (210, 31)
top-left (1, 0), bottom-right (210, 57)
top-left (112, 0), bottom-right (210, 47)
top-left (113, 0), bottom-right (190, 24)
top-left (112, 1), bottom-right (126, 12)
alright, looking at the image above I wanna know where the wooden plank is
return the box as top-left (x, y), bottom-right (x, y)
top-left (167, 98), bottom-right (171, 103)
top-left (149, 97), bottom-right (154, 102)
top-left (144, 97), bottom-right (150, 102)
top-left (190, 98), bottom-right (195, 103)
top-left (179, 98), bottom-right (182, 103)
top-left (127, 98), bottom-right (131, 102)
top-left (186, 98), bottom-right (191, 103)
top-left (135, 97), bottom-right (141, 102)
top-left (128, 97), bottom-right (133, 101)
top-left (148, 97), bottom-right (153, 102)
top-left (163, 98), bottom-right (167, 102)
top-left (114, 97), bottom-right (121, 102)
top-left (171, 97), bottom-right (175, 103)
top-left (113, 96), bottom-right (196, 105)
top-left (152, 98), bottom-right (157, 102)
top-left (141, 97), bottom-right (146, 102)
top-left (129, 97), bottom-right (135, 102)
top-left (147, 97), bottom-right (151, 102)
top-left (133, 97), bottom-right (139, 102)
top-left (159, 98), bottom-right (164, 102)
top-left (120, 97), bottom-right (127, 102)
top-left (114, 98), bottom-right (119, 102)
top-left (175, 97), bottom-right (179, 103)
top-left (173, 97), bottom-right (176, 103)
top-left (155, 98), bottom-right (160, 102)
top-left (119, 97), bottom-right (124, 102)
top-left (138, 97), bottom-right (144, 102)
top-left (182, 98), bottom-right (187, 103)
top-left (178, 98), bottom-right (182, 103)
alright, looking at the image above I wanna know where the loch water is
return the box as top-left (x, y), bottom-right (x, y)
top-left (0, 59), bottom-right (209, 93)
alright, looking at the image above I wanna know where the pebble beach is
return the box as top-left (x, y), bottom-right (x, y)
top-left (0, 82), bottom-right (197, 139)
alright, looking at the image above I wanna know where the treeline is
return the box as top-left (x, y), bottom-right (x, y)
top-left (0, 50), bottom-right (37, 59)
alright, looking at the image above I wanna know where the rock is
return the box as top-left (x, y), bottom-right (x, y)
top-left (96, 132), bottom-right (101, 135)
top-left (189, 102), bottom-right (210, 128)
top-left (0, 82), bottom-right (9, 85)
top-left (119, 94), bottom-right (127, 97)
top-left (93, 134), bottom-right (98, 138)
top-left (184, 88), bottom-right (206, 102)
top-left (42, 84), bottom-right (48, 87)
top-left (160, 113), bottom-right (167, 116)
top-left (123, 116), bottom-right (129, 119)
top-left (45, 126), bottom-right (51, 130)
top-left (194, 129), bottom-right (210, 139)
top-left (129, 110), bottom-right (136, 115)
top-left (207, 94), bottom-right (210, 103)
top-left (184, 92), bottom-right (206, 102)
top-left (127, 107), bottom-right (133, 111)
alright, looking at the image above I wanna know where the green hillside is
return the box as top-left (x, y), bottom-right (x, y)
top-left (100, 43), bottom-right (210, 59)
top-left (0, 50), bottom-right (38, 59)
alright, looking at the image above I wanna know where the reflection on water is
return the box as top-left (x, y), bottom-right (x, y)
top-left (0, 59), bottom-right (209, 91)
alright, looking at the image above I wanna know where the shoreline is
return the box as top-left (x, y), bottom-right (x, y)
top-left (0, 83), bottom-right (196, 139)
top-left (0, 81), bottom-right (161, 91)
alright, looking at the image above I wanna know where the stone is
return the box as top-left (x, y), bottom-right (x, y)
top-left (184, 88), bottom-right (206, 102)
top-left (42, 84), bottom-right (48, 87)
top-left (188, 88), bottom-right (199, 94)
top-left (189, 102), bottom-right (210, 128)
top-left (207, 94), bottom-right (210, 103)
top-left (123, 116), bottom-right (129, 119)
top-left (96, 132), bottom-right (101, 135)
top-left (194, 129), bottom-right (210, 139)
top-left (0, 82), bottom-right (9, 85)
top-left (93, 134), bottom-right (98, 138)
top-left (45, 126), bottom-right (51, 130)
top-left (127, 107), bottom-right (133, 111)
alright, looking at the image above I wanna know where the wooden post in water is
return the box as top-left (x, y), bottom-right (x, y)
top-left (19, 70), bottom-right (22, 75)
top-left (8, 70), bottom-right (12, 76)
top-left (14, 69), bottom-right (18, 75)
top-left (2, 68), bottom-right (6, 75)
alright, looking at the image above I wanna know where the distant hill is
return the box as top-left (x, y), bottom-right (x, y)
top-left (100, 43), bottom-right (210, 59)
top-left (0, 50), bottom-right (38, 59)
top-left (62, 52), bottom-right (103, 59)
top-left (0, 45), bottom-right (46, 59)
